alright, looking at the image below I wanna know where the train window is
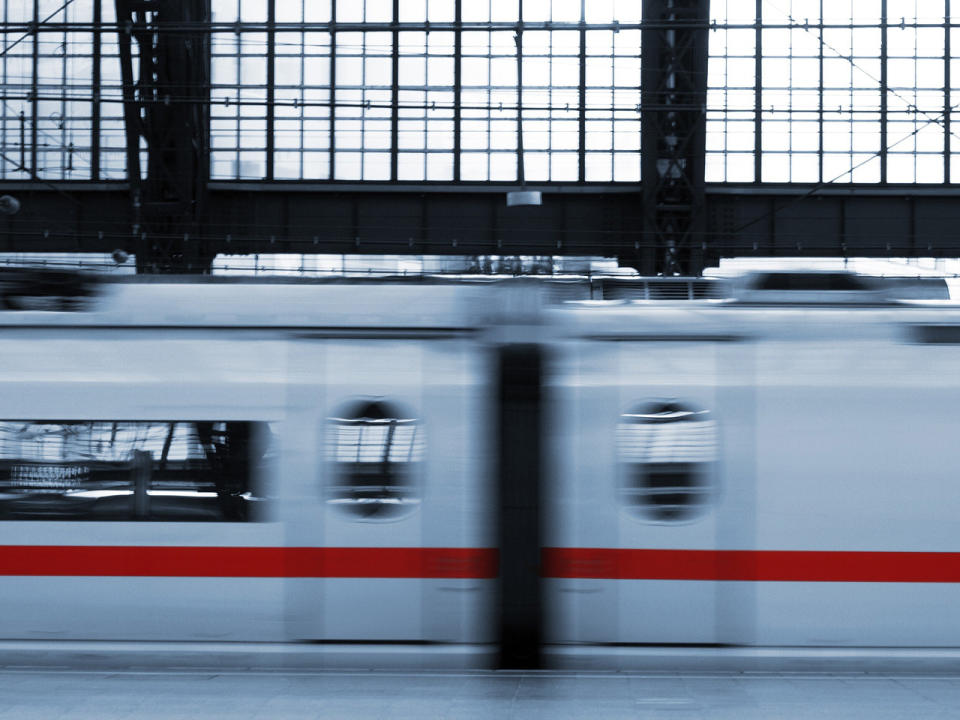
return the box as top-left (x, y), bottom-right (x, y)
top-left (0, 421), bottom-right (274, 521)
top-left (617, 400), bottom-right (717, 522)
top-left (326, 400), bottom-right (424, 519)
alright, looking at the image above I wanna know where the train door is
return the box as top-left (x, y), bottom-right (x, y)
top-left (544, 332), bottom-right (755, 655)
top-left (0, 329), bottom-right (289, 642)
top-left (285, 334), bottom-right (495, 653)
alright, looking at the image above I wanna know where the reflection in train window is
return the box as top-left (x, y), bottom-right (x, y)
top-left (0, 421), bottom-right (274, 521)
top-left (617, 400), bottom-right (717, 522)
top-left (326, 400), bottom-right (424, 519)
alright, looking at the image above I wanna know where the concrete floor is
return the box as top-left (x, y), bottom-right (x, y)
top-left (3, 670), bottom-right (960, 719)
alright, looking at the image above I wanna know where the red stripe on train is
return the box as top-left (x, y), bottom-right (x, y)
top-left (542, 548), bottom-right (960, 583)
top-left (5, 546), bottom-right (960, 582)
top-left (0, 546), bottom-right (499, 578)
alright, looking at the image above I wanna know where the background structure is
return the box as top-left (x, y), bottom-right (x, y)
top-left (0, 0), bottom-right (958, 273)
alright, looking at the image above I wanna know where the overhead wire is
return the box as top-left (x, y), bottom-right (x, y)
top-left (0, 0), bottom-right (77, 59)
top-left (726, 0), bottom-right (958, 233)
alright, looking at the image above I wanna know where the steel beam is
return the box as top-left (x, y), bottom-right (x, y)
top-left (7, 185), bottom-right (960, 266)
top-left (30, 0), bottom-right (39, 178)
top-left (114, 0), bottom-right (212, 273)
top-left (265, 0), bottom-right (276, 181)
top-left (639, 0), bottom-right (711, 275)
top-left (945, 0), bottom-right (951, 183)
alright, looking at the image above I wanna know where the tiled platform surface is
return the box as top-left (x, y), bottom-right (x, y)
top-left (3, 669), bottom-right (960, 719)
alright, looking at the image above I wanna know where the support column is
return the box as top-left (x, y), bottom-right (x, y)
top-left (115, 0), bottom-right (212, 273)
top-left (637, 0), bottom-right (710, 275)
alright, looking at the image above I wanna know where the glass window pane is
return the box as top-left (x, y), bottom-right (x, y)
top-left (0, 421), bottom-right (274, 521)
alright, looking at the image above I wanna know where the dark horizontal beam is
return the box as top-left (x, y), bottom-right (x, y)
top-left (4, 20), bottom-right (954, 30)
top-left (706, 192), bottom-right (958, 259)
top-left (13, 181), bottom-right (960, 197)
top-left (3, 185), bottom-right (960, 263)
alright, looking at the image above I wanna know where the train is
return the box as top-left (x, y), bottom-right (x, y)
top-left (0, 270), bottom-right (959, 670)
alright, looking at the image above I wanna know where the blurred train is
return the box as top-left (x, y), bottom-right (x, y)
top-left (0, 269), bottom-right (959, 669)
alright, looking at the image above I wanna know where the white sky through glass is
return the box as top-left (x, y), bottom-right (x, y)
top-left (0, 0), bottom-right (955, 185)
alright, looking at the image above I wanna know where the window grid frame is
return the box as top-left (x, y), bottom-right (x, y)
top-left (3, 1), bottom-right (960, 185)
top-left (707, 0), bottom-right (956, 185)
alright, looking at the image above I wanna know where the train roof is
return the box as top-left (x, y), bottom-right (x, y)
top-left (0, 270), bottom-right (955, 337)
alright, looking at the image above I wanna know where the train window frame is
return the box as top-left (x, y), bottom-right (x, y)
top-left (325, 398), bottom-right (424, 521)
top-left (616, 399), bottom-right (718, 524)
top-left (0, 420), bottom-right (275, 522)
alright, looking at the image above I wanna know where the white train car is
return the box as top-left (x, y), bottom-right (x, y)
top-left (0, 280), bottom-right (499, 667)
top-left (544, 289), bottom-right (960, 668)
top-left (1, 272), bottom-right (960, 670)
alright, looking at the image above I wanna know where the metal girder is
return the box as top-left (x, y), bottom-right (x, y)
top-left (638, 0), bottom-right (711, 275)
top-left (115, 0), bottom-right (212, 273)
top-left (8, 185), bottom-right (960, 265)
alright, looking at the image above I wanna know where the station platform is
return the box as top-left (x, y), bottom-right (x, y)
top-left (3, 668), bottom-right (960, 719)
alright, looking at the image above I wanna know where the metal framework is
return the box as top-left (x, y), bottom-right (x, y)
top-left (115, 0), bottom-right (211, 272)
top-left (2, 1), bottom-right (960, 273)
top-left (640, 0), bottom-right (710, 274)
top-left (4, 183), bottom-right (960, 263)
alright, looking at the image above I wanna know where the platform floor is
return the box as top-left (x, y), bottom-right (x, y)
top-left (3, 669), bottom-right (960, 719)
